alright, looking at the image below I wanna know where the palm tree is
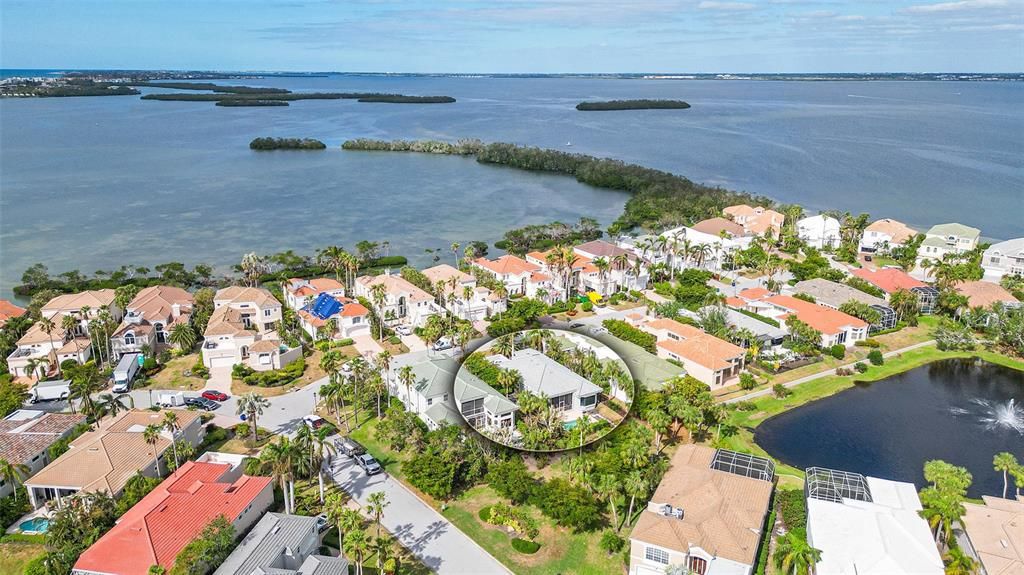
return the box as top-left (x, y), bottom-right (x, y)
top-left (595, 473), bottom-right (621, 529)
top-left (168, 323), bottom-right (197, 351)
top-left (97, 392), bottom-right (133, 421)
top-left (592, 257), bottom-right (610, 294)
top-left (236, 392), bottom-right (270, 442)
top-left (942, 547), bottom-right (978, 575)
top-left (39, 316), bottom-right (61, 376)
top-left (314, 427), bottom-right (335, 502)
top-left (624, 470), bottom-right (647, 526)
top-left (324, 490), bottom-right (351, 545)
top-left (143, 424), bottom-right (163, 477)
top-left (398, 366), bottom-right (415, 411)
top-left (370, 283), bottom-right (388, 339)
top-left (366, 491), bottom-right (389, 537)
top-left (240, 252), bottom-right (268, 287)
top-left (0, 458), bottom-right (31, 500)
top-left (24, 356), bottom-right (49, 381)
top-left (373, 537), bottom-right (396, 575)
top-left (647, 408), bottom-right (671, 452)
top-left (61, 314), bottom-right (80, 356)
top-left (494, 334), bottom-right (516, 358)
top-left (261, 437), bottom-right (298, 514)
top-left (163, 411), bottom-right (181, 469)
top-left (994, 452), bottom-right (1018, 499)
top-left (318, 246), bottom-right (348, 282)
top-left (496, 368), bottom-right (520, 397)
top-left (70, 365), bottom-right (104, 419)
top-left (344, 528), bottom-right (371, 575)
top-left (773, 531), bottom-right (822, 575)
top-left (450, 242), bottom-right (461, 267)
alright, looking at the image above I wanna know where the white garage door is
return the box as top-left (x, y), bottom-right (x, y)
top-left (209, 356), bottom-right (236, 368)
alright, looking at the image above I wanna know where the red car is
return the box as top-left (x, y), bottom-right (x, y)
top-left (201, 390), bottom-right (229, 402)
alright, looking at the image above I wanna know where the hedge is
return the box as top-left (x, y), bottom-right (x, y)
top-left (734, 308), bottom-right (781, 328)
top-left (602, 319), bottom-right (656, 353)
top-left (511, 538), bottom-right (541, 554)
top-left (235, 358), bottom-right (306, 387)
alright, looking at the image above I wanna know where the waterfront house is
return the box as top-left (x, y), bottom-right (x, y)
top-left (295, 293), bottom-right (370, 340)
top-left (691, 217), bottom-right (749, 240)
top-left (0, 409), bottom-right (85, 499)
top-left (916, 222), bottom-right (981, 267)
top-left (212, 286), bottom-right (282, 333)
top-left (573, 240), bottom-right (649, 295)
top-left (422, 264), bottom-right (506, 320)
top-left (960, 495), bottom-right (1024, 575)
top-left (656, 225), bottom-right (751, 272)
top-left (454, 366), bottom-right (518, 431)
top-left (6, 321), bottom-right (91, 379)
top-left (954, 280), bottom-right (1020, 320)
top-left (283, 277), bottom-right (346, 310)
top-left (388, 350), bottom-right (465, 429)
top-left (791, 278), bottom-right (897, 331)
top-left (731, 290), bottom-right (869, 348)
top-left (629, 445), bottom-right (774, 575)
top-left (723, 204), bottom-right (785, 238)
top-left (41, 289), bottom-right (123, 337)
top-left (524, 249), bottom-right (586, 300)
top-left (981, 237), bottom-right (1024, 281)
top-left (214, 512), bottom-right (349, 575)
top-left (851, 267), bottom-right (938, 314)
top-left (25, 409), bottom-right (204, 509)
top-left (202, 304), bottom-right (299, 371)
top-left (859, 218), bottom-right (917, 252)
top-left (353, 272), bottom-right (440, 328)
top-left (110, 285), bottom-right (193, 359)
top-left (472, 255), bottom-right (543, 297)
top-left (72, 453), bottom-right (273, 575)
top-left (638, 318), bottom-right (746, 388)
top-left (489, 348), bottom-right (603, 421)
top-left (0, 299), bottom-right (26, 328)
top-left (797, 215), bottom-right (842, 249)
top-left (804, 467), bottom-right (944, 575)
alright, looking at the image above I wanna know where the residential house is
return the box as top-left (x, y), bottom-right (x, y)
top-left (731, 290), bottom-right (869, 348)
top-left (697, 306), bottom-right (787, 354)
top-left (41, 289), bottom-right (123, 337)
top-left (859, 218), bottom-right (917, 252)
top-left (454, 366), bottom-right (518, 431)
top-left (388, 351), bottom-right (465, 430)
top-left (690, 217), bottom-right (748, 240)
top-left (6, 321), bottom-right (91, 379)
top-left (573, 240), bottom-right (649, 296)
top-left (295, 293), bottom-right (370, 341)
top-left (723, 204), bottom-right (785, 238)
top-left (110, 285), bottom-right (193, 358)
top-left (638, 318), bottom-right (745, 388)
top-left (658, 224), bottom-right (752, 272)
top-left (629, 445), bottom-right (774, 575)
top-left (982, 237), bottom-right (1024, 281)
top-left (212, 286), bottom-right (282, 333)
top-left (0, 409), bottom-right (85, 498)
top-left (0, 299), bottom-right (26, 328)
top-left (916, 222), bottom-right (981, 267)
top-left (851, 267), bottom-right (939, 314)
top-left (804, 467), bottom-right (944, 575)
top-left (791, 278), bottom-right (896, 331)
top-left (284, 277), bottom-right (346, 310)
top-left (954, 280), bottom-right (1020, 317)
top-left (202, 303), bottom-right (299, 371)
top-left (422, 264), bottom-right (505, 320)
top-left (960, 495), bottom-right (1024, 575)
top-left (472, 255), bottom-right (547, 297)
top-left (524, 250), bottom-right (584, 301)
top-left (72, 453), bottom-right (274, 575)
top-left (25, 409), bottom-right (204, 509)
top-left (353, 272), bottom-right (440, 328)
top-left (215, 512), bottom-right (349, 575)
top-left (797, 214), bottom-right (842, 249)
top-left (595, 324), bottom-right (687, 391)
top-left (490, 348), bottom-right (603, 421)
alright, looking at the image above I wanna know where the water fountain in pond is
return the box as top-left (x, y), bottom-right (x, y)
top-left (957, 398), bottom-right (1024, 435)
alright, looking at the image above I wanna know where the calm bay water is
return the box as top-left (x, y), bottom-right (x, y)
top-left (1, 74), bottom-right (1022, 297)
top-left (755, 359), bottom-right (1024, 498)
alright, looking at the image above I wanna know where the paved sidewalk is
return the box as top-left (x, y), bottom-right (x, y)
top-left (329, 449), bottom-right (510, 575)
top-left (724, 340), bottom-right (937, 404)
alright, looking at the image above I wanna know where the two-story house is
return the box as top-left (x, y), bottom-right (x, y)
top-left (6, 321), bottom-right (91, 379)
top-left (213, 286), bottom-right (282, 333)
top-left (797, 215), bottom-right (842, 249)
top-left (981, 237), bottom-right (1024, 281)
top-left (638, 318), bottom-right (746, 388)
top-left (353, 272), bottom-right (440, 328)
top-left (916, 222), bottom-right (981, 267)
top-left (283, 277), bottom-right (345, 310)
top-left (573, 240), bottom-right (649, 296)
top-left (296, 293), bottom-right (370, 340)
top-left (202, 287), bottom-right (297, 370)
top-left (110, 285), bottom-right (193, 358)
top-left (723, 204), bottom-right (785, 238)
top-left (859, 218), bottom-right (917, 253)
top-left (422, 264), bottom-right (506, 321)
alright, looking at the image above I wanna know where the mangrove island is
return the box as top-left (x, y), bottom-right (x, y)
top-left (576, 99), bottom-right (691, 111)
top-left (249, 137), bottom-right (327, 150)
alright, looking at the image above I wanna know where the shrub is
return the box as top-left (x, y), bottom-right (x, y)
top-left (478, 506), bottom-right (493, 522)
top-left (772, 383), bottom-right (791, 399)
top-left (775, 489), bottom-right (807, 531)
top-left (240, 358), bottom-right (306, 387)
top-left (485, 458), bottom-right (537, 504)
top-left (599, 530), bottom-right (625, 554)
top-left (511, 538), bottom-right (541, 554)
top-left (835, 367), bottom-right (853, 376)
top-left (23, 555), bottom-right (46, 575)
top-left (867, 349), bottom-right (884, 366)
top-left (487, 503), bottom-right (539, 539)
top-left (855, 338), bottom-right (881, 348)
top-left (603, 319), bottom-right (656, 353)
top-left (854, 362), bottom-right (869, 373)
top-left (487, 317), bottom-right (526, 337)
top-left (581, 301), bottom-right (594, 312)
top-left (335, 338), bottom-right (355, 347)
top-left (734, 400), bottom-right (757, 411)
top-left (829, 344), bottom-right (845, 360)
top-left (533, 478), bottom-right (603, 532)
top-left (191, 358), bottom-right (210, 379)
top-left (738, 372), bottom-right (757, 390)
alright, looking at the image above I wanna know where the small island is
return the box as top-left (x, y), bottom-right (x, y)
top-left (356, 94), bottom-right (456, 104)
top-left (575, 99), bottom-right (690, 111)
top-left (217, 99), bottom-right (289, 107)
top-left (0, 79), bottom-right (140, 98)
top-left (249, 137), bottom-right (326, 150)
top-left (140, 88), bottom-right (455, 106)
top-left (126, 81), bottom-right (290, 94)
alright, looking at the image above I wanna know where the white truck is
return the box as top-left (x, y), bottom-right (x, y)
top-left (30, 379), bottom-right (71, 403)
top-left (112, 353), bottom-right (142, 394)
top-left (156, 391), bottom-right (184, 408)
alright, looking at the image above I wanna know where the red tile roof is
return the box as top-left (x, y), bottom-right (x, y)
top-left (473, 255), bottom-right (539, 276)
top-left (851, 268), bottom-right (926, 294)
top-left (738, 287), bottom-right (771, 300)
top-left (73, 461), bottom-right (272, 575)
top-left (764, 295), bottom-right (867, 335)
top-left (0, 299), bottom-right (27, 325)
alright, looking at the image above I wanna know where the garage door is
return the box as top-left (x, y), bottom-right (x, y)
top-left (209, 356), bottom-right (236, 368)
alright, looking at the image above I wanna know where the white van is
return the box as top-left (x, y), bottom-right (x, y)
top-left (112, 353), bottom-right (142, 393)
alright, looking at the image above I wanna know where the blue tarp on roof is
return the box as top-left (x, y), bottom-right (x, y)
top-left (308, 292), bottom-right (342, 320)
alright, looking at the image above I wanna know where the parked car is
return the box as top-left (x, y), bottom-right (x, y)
top-left (356, 453), bottom-right (383, 476)
top-left (303, 415), bottom-right (326, 429)
top-left (201, 390), bottom-right (229, 402)
top-left (395, 325), bottom-right (413, 336)
top-left (315, 513), bottom-right (329, 533)
top-left (335, 436), bottom-right (366, 458)
top-left (185, 396), bottom-right (218, 411)
top-left (431, 337), bottom-right (454, 351)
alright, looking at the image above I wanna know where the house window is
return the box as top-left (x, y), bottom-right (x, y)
top-left (579, 394), bottom-right (597, 408)
top-left (990, 257), bottom-right (1001, 264)
top-left (645, 546), bottom-right (669, 565)
top-left (687, 557), bottom-right (708, 575)
top-left (264, 309), bottom-right (272, 317)
top-left (427, 397), bottom-right (433, 406)
top-left (124, 332), bottom-right (136, 345)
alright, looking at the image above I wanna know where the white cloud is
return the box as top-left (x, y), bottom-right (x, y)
top-left (697, 1), bottom-right (758, 11)
top-left (903, 0), bottom-right (1010, 14)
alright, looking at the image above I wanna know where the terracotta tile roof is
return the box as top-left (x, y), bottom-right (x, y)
top-left (725, 297), bottom-right (746, 307)
top-left (286, 278), bottom-right (345, 298)
top-left (574, 240), bottom-right (631, 259)
top-left (644, 319), bottom-right (745, 371)
top-left (764, 295), bottom-right (868, 335)
top-left (73, 461), bottom-right (273, 575)
top-left (42, 289), bottom-right (116, 314)
top-left (248, 339), bottom-right (281, 353)
top-left (0, 299), bottom-right (27, 324)
top-left (473, 255), bottom-right (539, 276)
top-left (356, 274), bottom-right (434, 302)
top-left (865, 219), bottom-right (917, 244)
top-left (955, 281), bottom-right (1020, 309)
top-left (724, 205), bottom-right (785, 235)
top-left (738, 287), bottom-right (771, 300)
top-left (645, 318), bottom-right (706, 339)
top-left (16, 321), bottom-right (68, 346)
top-left (204, 306), bottom-right (251, 337)
top-left (851, 267), bottom-right (927, 294)
top-left (692, 217), bottom-right (747, 238)
top-left (422, 264), bottom-right (473, 285)
top-left (962, 496), bottom-right (1024, 575)
top-left (214, 286), bottom-right (280, 308)
top-left (530, 271), bottom-right (553, 282)
top-left (56, 338), bottom-right (91, 355)
top-left (128, 285), bottom-right (193, 320)
top-left (0, 412), bottom-right (86, 466)
top-left (631, 445), bottom-right (773, 565)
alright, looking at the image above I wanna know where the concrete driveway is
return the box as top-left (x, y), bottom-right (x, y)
top-left (399, 333), bottom-right (427, 352)
top-left (205, 365), bottom-right (233, 393)
top-left (329, 448), bottom-right (510, 575)
top-left (352, 335), bottom-right (384, 357)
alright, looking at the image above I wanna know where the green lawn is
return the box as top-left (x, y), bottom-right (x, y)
top-left (0, 541), bottom-right (44, 573)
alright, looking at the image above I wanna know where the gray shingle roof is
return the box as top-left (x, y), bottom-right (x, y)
top-left (490, 348), bottom-right (602, 399)
top-left (792, 278), bottom-right (888, 309)
top-left (214, 513), bottom-right (347, 575)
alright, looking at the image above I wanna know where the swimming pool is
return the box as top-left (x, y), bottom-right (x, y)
top-left (18, 517), bottom-right (49, 534)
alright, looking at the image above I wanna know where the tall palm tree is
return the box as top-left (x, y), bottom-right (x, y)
top-left (496, 368), bottom-right (520, 397)
top-left (494, 334), bottom-right (516, 359)
top-left (994, 452), bottom-right (1018, 499)
top-left (370, 283), bottom-right (388, 339)
top-left (450, 242), bottom-right (460, 267)
top-left (39, 316), bottom-right (61, 376)
top-left (261, 437), bottom-right (298, 514)
top-left (236, 392), bottom-right (270, 442)
top-left (0, 458), bottom-right (31, 500)
top-left (942, 547), bottom-right (978, 575)
top-left (773, 531), bottom-right (822, 575)
top-left (97, 392), bottom-right (134, 421)
top-left (595, 473), bottom-right (621, 529)
top-left (324, 490), bottom-right (351, 545)
top-left (163, 411), bottom-right (180, 469)
top-left (344, 529), bottom-right (371, 575)
top-left (366, 491), bottom-right (389, 537)
top-left (70, 365), bottom-right (104, 419)
top-left (318, 246), bottom-right (347, 282)
top-left (61, 314), bottom-right (80, 356)
top-left (624, 470), bottom-right (647, 526)
top-left (143, 424), bottom-right (163, 477)
top-left (397, 366), bottom-right (415, 411)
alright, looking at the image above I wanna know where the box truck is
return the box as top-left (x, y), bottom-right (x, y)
top-left (112, 353), bottom-right (142, 393)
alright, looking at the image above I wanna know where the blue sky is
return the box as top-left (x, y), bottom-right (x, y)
top-left (1, 0), bottom-right (1021, 72)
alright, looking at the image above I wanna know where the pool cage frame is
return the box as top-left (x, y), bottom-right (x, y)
top-left (805, 467), bottom-right (873, 504)
top-left (710, 449), bottom-right (775, 482)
